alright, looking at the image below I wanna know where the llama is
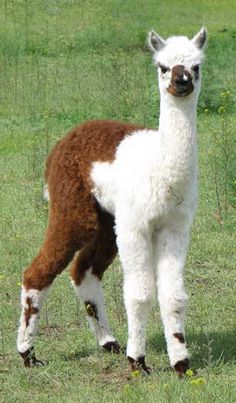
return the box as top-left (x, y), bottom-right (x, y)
top-left (17, 27), bottom-right (207, 374)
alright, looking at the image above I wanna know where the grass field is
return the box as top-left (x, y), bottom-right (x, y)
top-left (0, 0), bottom-right (236, 402)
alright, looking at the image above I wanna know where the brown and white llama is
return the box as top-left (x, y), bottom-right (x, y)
top-left (17, 27), bottom-right (207, 374)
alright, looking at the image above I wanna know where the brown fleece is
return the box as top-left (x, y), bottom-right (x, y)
top-left (24, 297), bottom-right (39, 327)
top-left (70, 203), bottom-right (117, 285)
top-left (23, 120), bottom-right (143, 291)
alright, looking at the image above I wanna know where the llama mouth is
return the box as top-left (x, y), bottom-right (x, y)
top-left (172, 86), bottom-right (194, 97)
top-left (176, 88), bottom-right (192, 96)
top-left (167, 82), bottom-right (194, 97)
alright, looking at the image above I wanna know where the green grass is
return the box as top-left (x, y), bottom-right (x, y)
top-left (0, 0), bottom-right (236, 402)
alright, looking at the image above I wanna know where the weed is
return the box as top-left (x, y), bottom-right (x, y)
top-left (204, 90), bottom-right (236, 228)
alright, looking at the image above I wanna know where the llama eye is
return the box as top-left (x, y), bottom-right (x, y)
top-left (158, 63), bottom-right (169, 74)
top-left (192, 65), bottom-right (200, 74)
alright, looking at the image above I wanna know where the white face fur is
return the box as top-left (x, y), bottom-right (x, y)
top-left (148, 28), bottom-right (207, 99)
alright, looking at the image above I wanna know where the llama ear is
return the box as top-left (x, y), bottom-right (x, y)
top-left (191, 27), bottom-right (207, 49)
top-left (148, 30), bottom-right (166, 52)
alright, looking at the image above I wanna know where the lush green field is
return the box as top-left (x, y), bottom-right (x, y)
top-left (0, 0), bottom-right (236, 401)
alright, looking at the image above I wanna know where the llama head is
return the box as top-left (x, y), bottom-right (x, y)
top-left (148, 28), bottom-right (207, 100)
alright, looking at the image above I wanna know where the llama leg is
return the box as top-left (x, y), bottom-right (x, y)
top-left (155, 226), bottom-right (190, 375)
top-left (17, 217), bottom-right (80, 367)
top-left (116, 222), bottom-right (155, 373)
top-left (17, 285), bottom-right (50, 367)
top-left (70, 223), bottom-right (120, 352)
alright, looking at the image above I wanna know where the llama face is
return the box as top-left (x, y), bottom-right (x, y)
top-left (148, 28), bottom-right (207, 99)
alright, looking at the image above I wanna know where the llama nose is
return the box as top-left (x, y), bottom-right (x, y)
top-left (175, 74), bottom-right (190, 86)
top-left (169, 65), bottom-right (194, 96)
top-left (171, 65), bottom-right (192, 88)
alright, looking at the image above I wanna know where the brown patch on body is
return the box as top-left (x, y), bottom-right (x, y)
top-left (24, 297), bottom-right (39, 327)
top-left (45, 120), bottom-right (144, 192)
top-left (19, 120), bottom-right (145, 368)
top-left (167, 65), bottom-right (194, 97)
top-left (85, 301), bottom-right (98, 320)
top-left (23, 120), bottom-right (144, 292)
top-left (70, 202), bottom-right (117, 286)
top-left (173, 332), bottom-right (185, 343)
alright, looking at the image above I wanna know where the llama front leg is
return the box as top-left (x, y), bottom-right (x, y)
top-left (116, 222), bottom-right (155, 373)
top-left (155, 226), bottom-right (190, 375)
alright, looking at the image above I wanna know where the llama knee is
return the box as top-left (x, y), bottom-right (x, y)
top-left (158, 292), bottom-right (188, 317)
top-left (172, 293), bottom-right (188, 313)
top-left (23, 252), bottom-right (62, 290)
top-left (124, 271), bottom-right (156, 306)
top-left (23, 269), bottom-right (55, 290)
top-left (124, 292), bottom-right (153, 313)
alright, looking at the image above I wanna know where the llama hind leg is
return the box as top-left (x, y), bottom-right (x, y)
top-left (17, 285), bottom-right (50, 367)
top-left (17, 219), bottom-right (80, 367)
top-left (70, 244), bottom-right (120, 353)
top-left (70, 236), bottom-right (120, 353)
top-left (155, 226), bottom-right (190, 375)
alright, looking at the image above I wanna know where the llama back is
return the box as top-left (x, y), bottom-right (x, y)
top-left (44, 120), bottom-right (144, 196)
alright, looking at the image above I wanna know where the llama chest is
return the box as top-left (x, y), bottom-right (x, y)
top-left (114, 166), bottom-right (196, 228)
top-left (90, 130), bottom-right (197, 226)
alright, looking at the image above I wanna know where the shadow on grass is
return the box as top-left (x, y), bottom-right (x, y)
top-left (149, 326), bottom-right (236, 369)
top-left (62, 346), bottom-right (96, 361)
top-left (52, 325), bottom-right (236, 373)
top-left (189, 327), bottom-right (236, 368)
top-left (62, 343), bottom-right (127, 363)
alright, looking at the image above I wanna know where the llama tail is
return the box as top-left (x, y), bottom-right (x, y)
top-left (43, 184), bottom-right (50, 202)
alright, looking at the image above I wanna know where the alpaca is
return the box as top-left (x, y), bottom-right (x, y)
top-left (17, 27), bottom-right (207, 374)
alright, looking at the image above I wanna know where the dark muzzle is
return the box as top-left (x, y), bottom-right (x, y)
top-left (168, 65), bottom-right (194, 97)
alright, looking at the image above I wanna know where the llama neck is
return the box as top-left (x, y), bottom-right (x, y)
top-left (158, 95), bottom-right (198, 183)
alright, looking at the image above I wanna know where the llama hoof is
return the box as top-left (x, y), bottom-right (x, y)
top-left (102, 340), bottom-right (121, 354)
top-left (128, 356), bottom-right (151, 375)
top-left (173, 358), bottom-right (190, 376)
top-left (19, 347), bottom-right (48, 368)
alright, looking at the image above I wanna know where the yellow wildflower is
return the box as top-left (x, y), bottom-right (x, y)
top-left (190, 377), bottom-right (206, 386)
top-left (132, 370), bottom-right (140, 377)
top-left (186, 368), bottom-right (194, 377)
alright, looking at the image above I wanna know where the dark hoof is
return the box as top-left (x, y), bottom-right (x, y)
top-left (19, 347), bottom-right (48, 368)
top-left (102, 340), bottom-right (121, 354)
top-left (128, 356), bottom-right (151, 375)
top-left (173, 358), bottom-right (189, 376)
